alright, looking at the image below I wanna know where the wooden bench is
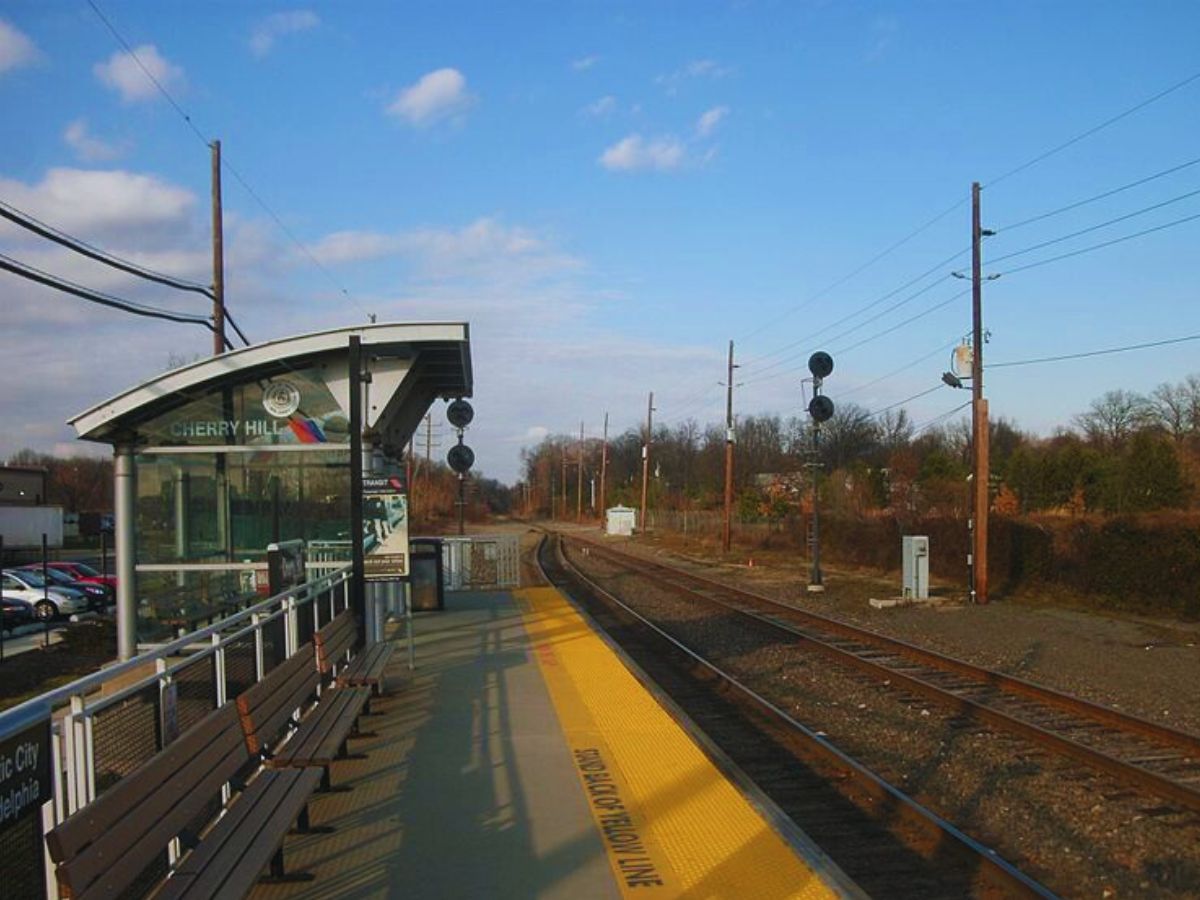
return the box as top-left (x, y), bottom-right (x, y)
top-left (236, 640), bottom-right (371, 792)
top-left (46, 704), bottom-right (322, 899)
top-left (314, 610), bottom-right (395, 697)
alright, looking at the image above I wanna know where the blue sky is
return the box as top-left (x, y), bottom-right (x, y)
top-left (0, 1), bottom-right (1198, 483)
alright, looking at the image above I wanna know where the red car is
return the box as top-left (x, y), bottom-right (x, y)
top-left (46, 560), bottom-right (118, 591)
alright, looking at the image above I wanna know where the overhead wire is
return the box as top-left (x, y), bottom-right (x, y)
top-left (996, 154), bottom-right (1200, 233)
top-left (0, 252), bottom-right (229, 344)
top-left (995, 211), bottom-right (1200, 278)
top-left (986, 187), bottom-right (1200, 267)
top-left (840, 338), bottom-right (960, 399)
top-left (989, 331), bottom-right (1200, 369)
top-left (912, 401), bottom-right (972, 435)
top-left (85, 0), bottom-right (372, 322)
top-left (0, 200), bottom-right (214, 297)
top-left (984, 69), bottom-right (1200, 189)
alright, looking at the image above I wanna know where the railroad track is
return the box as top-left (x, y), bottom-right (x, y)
top-left (537, 533), bottom-right (1054, 899)
top-left (561, 534), bottom-right (1200, 819)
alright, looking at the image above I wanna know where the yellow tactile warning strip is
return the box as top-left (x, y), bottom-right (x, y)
top-left (514, 586), bottom-right (841, 900)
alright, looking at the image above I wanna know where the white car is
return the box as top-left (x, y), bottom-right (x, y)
top-left (0, 569), bottom-right (89, 620)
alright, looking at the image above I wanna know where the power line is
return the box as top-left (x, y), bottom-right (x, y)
top-left (990, 331), bottom-right (1200, 369)
top-left (996, 210), bottom-right (1200, 278)
top-left (834, 287), bottom-right (970, 356)
top-left (737, 197), bottom-right (967, 347)
top-left (996, 154), bottom-right (1200, 233)
top-left (841, 338), bottom-right (960, 399)
top-left (0, 198), bottom-right (213, 297)
top-left (86, 0), bottom-right (372, 322)
top-left (913, 400), bottom-right (972, 435)
top-left (985, 69), bottom-right (1200, 189)
top-left (741, 246), bottom-right (968, 373)
top-left (988, 187), bottom-right (1200, 266)
top-left (0, 252), bottom-right (228, 342)
top-left (865, 384), bottom-right (946, 419)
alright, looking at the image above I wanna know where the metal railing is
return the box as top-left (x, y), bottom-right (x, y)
top-left (0, 564), bottom-right (351, 899)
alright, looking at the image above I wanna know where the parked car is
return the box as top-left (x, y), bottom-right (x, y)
top-left (19, 564), bottom-right (111, 612)
top-left (45, 560), bottom-right (117, 591)
top-left (1, 596), bottom-right (35, 632)
top-left (0, 569), bottom-right (89, 620)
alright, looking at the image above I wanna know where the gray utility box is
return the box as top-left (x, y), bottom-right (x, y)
top-left (902, 535), bottom-right (929, 600)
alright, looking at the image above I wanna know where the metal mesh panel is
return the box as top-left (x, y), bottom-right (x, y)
top-left (174, 654), bottom-right (217, 736)
top-left (0, 815), bottom-right (45, 899)
top-left (261, 615), bottom-right (287, 674)
top-left (92, 684), bottom-right (161, 796)
top-left (224, 634), bottom-right (257, 700)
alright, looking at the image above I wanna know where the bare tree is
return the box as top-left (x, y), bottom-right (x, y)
top-left (1073, 389), bottom-right (1153, 449)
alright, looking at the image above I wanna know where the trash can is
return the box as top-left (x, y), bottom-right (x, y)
top-left (409, 537), bottom-right (444, 611)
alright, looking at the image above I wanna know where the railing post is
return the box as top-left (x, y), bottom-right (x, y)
top-left (252, 612), bottom-right (264, 679)
top-left (286, 595), bottom-right (299, 658)
top-left (212, 633), bottom-right (226, 708)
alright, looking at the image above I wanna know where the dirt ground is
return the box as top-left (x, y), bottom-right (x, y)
top-left (542, 520), bottom-right (1200, 738)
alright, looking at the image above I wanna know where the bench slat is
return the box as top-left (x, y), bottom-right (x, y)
top-left (270, 687), bottom-right (370, 767)
top-left (314, 612), bottom-right (357, 674)
top-left (48, 705), bottom-right (242, 865)
top-left (162, 767), bottom-right (322, 900)
top-left (57, 708), bottom-right (251, 900)
top-left (236, 644), bottom-right (319, 755)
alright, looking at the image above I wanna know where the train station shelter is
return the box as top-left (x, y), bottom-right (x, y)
top-left (69, 322), bottom-right (472, 659)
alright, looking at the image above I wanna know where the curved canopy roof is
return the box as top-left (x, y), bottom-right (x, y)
top-left (70, 322), bottom-right (471, 454)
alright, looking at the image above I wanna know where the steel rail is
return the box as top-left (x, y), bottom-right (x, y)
top-left (542, 534), bottom-right (1054, 899)
top-left (580, 537), bottom-right (1200, 756)
top-left (567, 537), bottom-right (1200, 815)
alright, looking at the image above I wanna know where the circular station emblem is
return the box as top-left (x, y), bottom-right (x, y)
top-left (262, 381), bottom-right (302, 419)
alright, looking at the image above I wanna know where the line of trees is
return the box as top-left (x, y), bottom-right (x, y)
top-left (516, 374), bottom-right (1200, 520)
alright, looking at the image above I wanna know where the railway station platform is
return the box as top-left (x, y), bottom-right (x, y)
top-left (250, 586), bottom-right (855, 900)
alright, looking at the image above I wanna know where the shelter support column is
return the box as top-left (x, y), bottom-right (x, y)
top-left (114, 442), bottom-right (137, 661)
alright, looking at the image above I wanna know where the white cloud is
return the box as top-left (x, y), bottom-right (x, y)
top-left (63, 119), bottom-right (128, 162)
top-left (0, 168), bottom-right (196, 241)
top-left (250, 10), bottom-right (319, 58)
top-left (571, 55), bottom-right (599, 72)
top-left (583, 95), bottom-right (617, 118)
top-left (387, 68), bottom-right (474, 126)
top-left (93, 44), bottom-right (184, 103)
top-left (599, 134), bottom-right (686, 172)
top-left (657, 59), bottom-right (733, 94)
top-left (310, 218), bottom-right (580, 288)
top-left (0, 18), bottom-right (37, 74)
top-left (695, 105), bottom-right (729, 138)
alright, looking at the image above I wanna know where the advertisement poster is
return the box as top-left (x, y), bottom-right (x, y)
top-left (363, 475), bottom-right (409, 580)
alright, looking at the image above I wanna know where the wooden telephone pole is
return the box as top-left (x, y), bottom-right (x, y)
top-left (210, 140), bottom-right (225, 356)
top-left (971, 181), bottom-right (990, 605)
top-left (599, 412), bottom-right (609, 525)
top-left (723, 340), bottom-right (736, 553)
top-left (576, 421), bottom-right (584, 523)
top-left (639, 392), bottom-right (654, 533)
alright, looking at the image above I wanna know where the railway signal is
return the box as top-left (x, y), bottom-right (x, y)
top-left (446, 399), bottom-right (475, 535)
top-left (807, 352), bottom-right (834, 593)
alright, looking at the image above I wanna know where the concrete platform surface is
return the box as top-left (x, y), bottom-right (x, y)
top-left (250, 588), bottom-right (847, 899)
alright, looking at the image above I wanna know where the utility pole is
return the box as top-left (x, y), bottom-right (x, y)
top-left (560, 443), bottom-right (567, 518)
top-left (576, 421), bottom-right (584, 523)
top-left (723, 340), bottom-right (736, 554)
top-left (971, 181), bottom-right (990, 605)
top-left (599, 412), bottom-right (609, 526)
top-left (210, 140), bottom-right (225, 356)
top-left (639, 392), bottom-right (654, 533)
